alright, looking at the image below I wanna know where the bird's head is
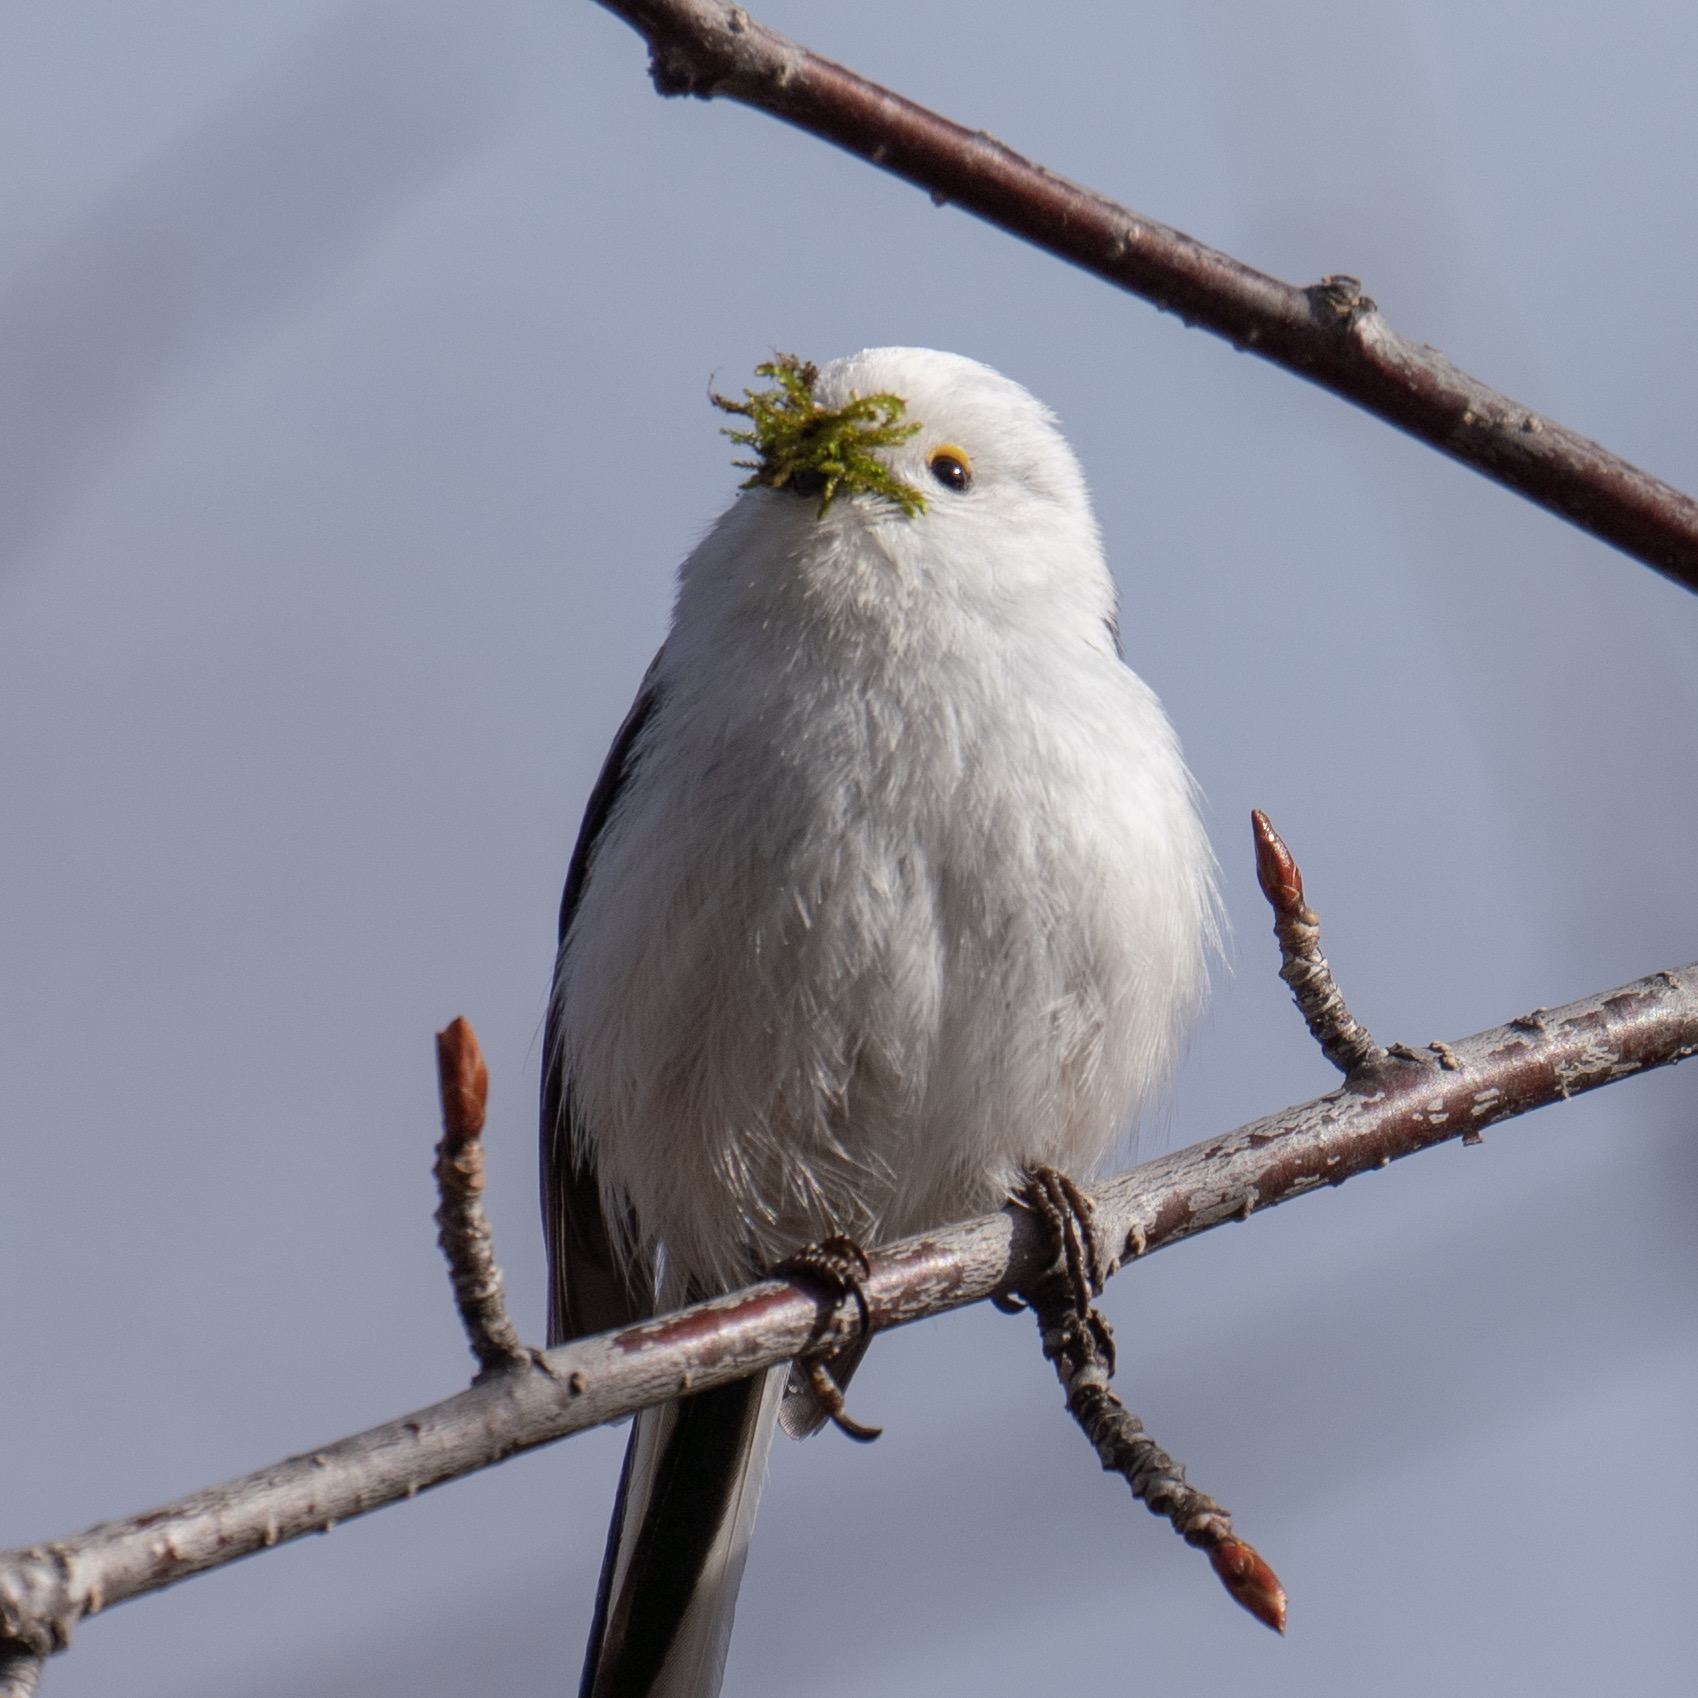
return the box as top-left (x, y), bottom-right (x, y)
top-left (693, 348), bottom-right (1114, 649)
top-left (713, 348), bottom-right (1090, 529)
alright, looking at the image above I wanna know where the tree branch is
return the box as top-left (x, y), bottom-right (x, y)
top-left (4, 958), bottom-right (1695, 1666)
top-left (590, 0), bottom-right (1698, 595)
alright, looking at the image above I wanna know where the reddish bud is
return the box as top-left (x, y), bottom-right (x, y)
top-left (1207, 1534), bottom-right (1288, 1634)
top-left (1251, 809), bottom-right (1306, 919)
top-left (435, 1017), bottom-right (489, 1145)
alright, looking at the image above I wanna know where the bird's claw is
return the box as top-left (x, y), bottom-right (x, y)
top-left (1011, 1165), bottom-right (1115, 1371)
top-left (1014, 1166), bottom-right (1102, 1308)
top-left (799, 1356), bottom-right (882, 1443)
top-left (776, 1234), bottom-right (883, 1442)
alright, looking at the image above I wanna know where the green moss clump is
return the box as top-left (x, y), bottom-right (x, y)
top-left (711, 353), bottom-right (925, 518)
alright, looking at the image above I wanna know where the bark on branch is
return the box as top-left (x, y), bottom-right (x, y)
top-left (591, 0), bottom-right (1698, 595)
top-left (4, 959), bottom-right (1695, 1666)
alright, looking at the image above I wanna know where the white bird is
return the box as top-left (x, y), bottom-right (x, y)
top-left (542, 347), bottom-right (1217, 1698)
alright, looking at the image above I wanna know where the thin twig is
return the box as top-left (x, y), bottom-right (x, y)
top-left (3, 962), bottom-right (1695, 1664)
top-left (1026, 1275), bottom-right (1286, 1633)
top-left (434, 1017), bottom-right (532, 1376)
top-left (1017, 1167), bottom-right (1285, 1630)
top-left (1252, 810), bottom-right (1386, 1075)
top-left (591, 0), bottom-right (1698, 594)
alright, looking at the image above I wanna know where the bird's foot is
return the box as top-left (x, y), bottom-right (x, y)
top-left (1009, 1165), bottom-right (1115, 1372)
top-left (775, 1234), bottom-right (883, 1443)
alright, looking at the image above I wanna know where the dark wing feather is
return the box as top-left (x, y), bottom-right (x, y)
top-left (542, 650), bottom-right (666, 1347)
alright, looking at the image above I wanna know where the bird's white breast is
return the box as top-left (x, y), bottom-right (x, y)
top-left (555, 351), bottom-right (1216, 1293)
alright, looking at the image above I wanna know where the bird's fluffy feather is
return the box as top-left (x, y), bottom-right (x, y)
top-left (547, 349), bottom-right (1217, 1698)
top-left (552, 348), bottom-right (1217, 1294)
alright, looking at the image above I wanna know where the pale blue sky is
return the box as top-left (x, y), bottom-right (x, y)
top-left (2, 3), bottom-right (1695, 1693)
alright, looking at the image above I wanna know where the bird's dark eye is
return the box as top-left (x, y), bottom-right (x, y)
top-left (927, 445), bottom-right (973, 493)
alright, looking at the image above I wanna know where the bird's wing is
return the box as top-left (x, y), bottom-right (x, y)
top-left (546, 647), bottom-right (789, 1698)
top-left (542, 649), bottom-right (666, 1347)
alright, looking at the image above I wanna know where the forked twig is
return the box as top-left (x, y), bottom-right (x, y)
top-left (3, 963), bottom-right (1694, 1668)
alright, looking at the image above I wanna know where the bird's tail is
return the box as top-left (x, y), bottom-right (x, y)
top-left (579, 1364), bottom-right (787, 1698)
